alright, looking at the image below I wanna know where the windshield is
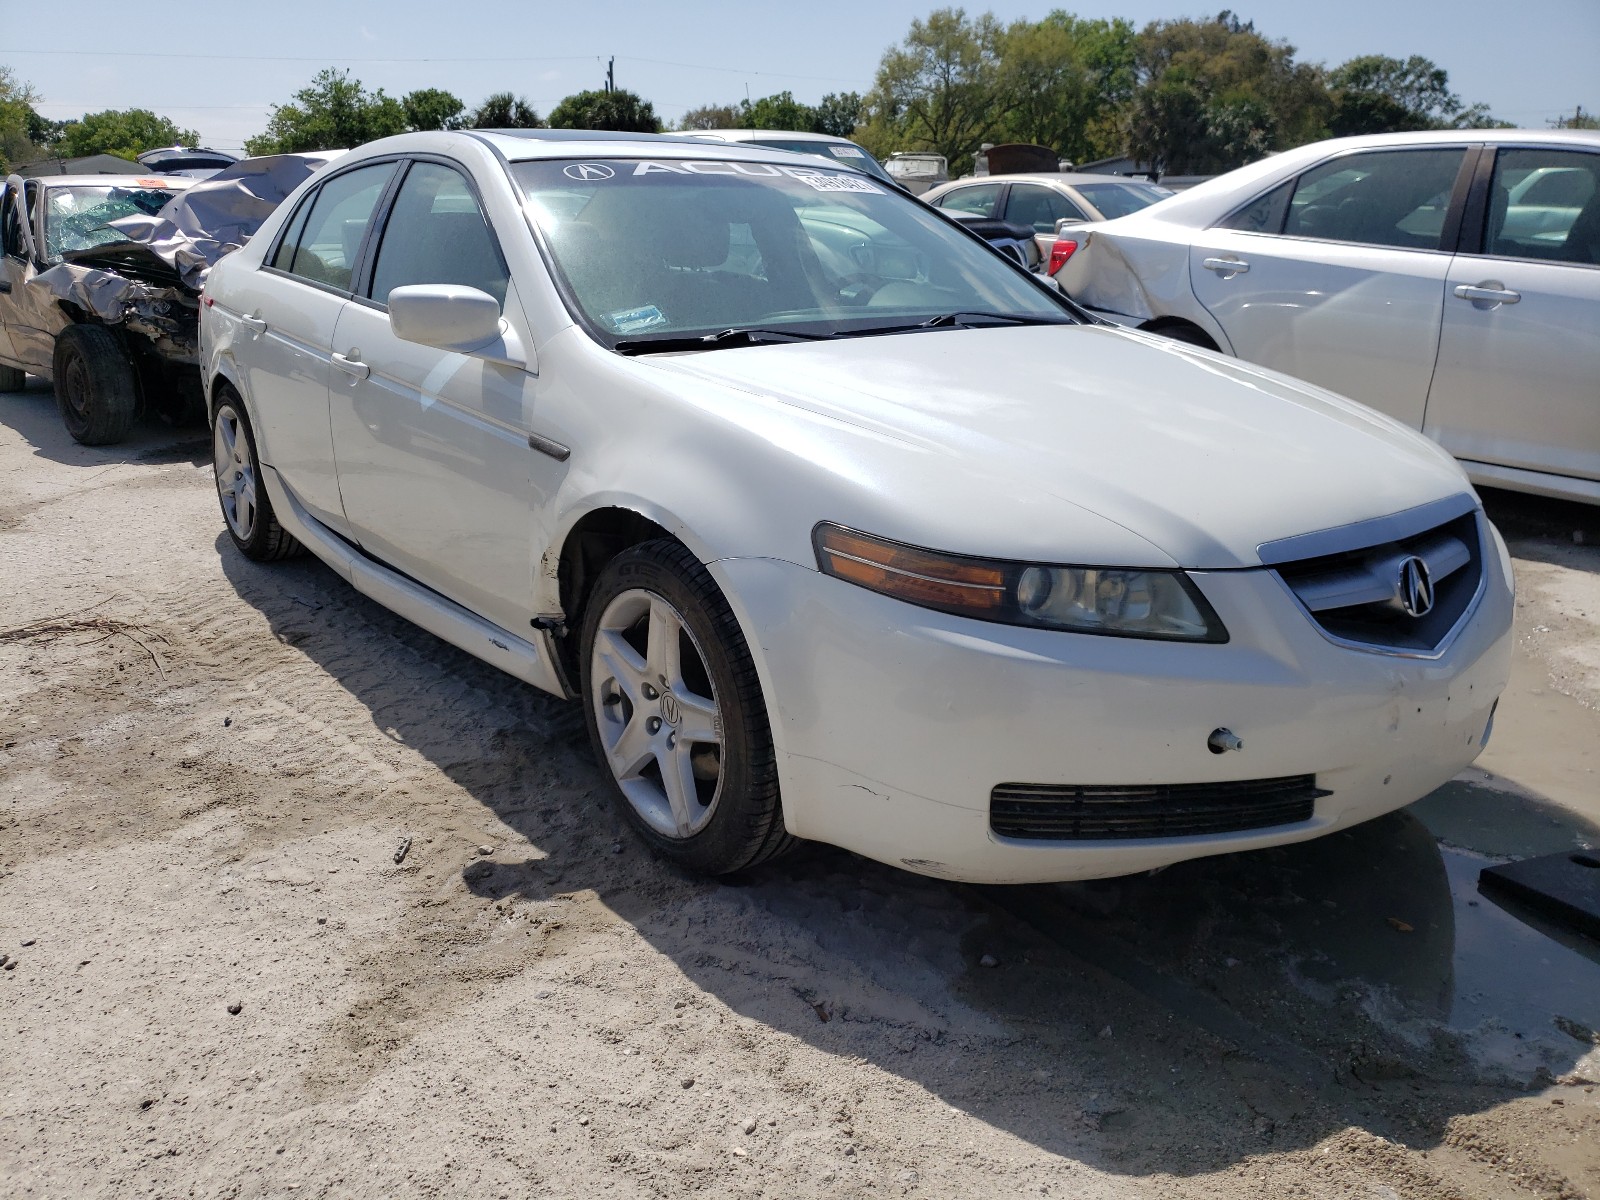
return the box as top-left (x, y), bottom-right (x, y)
top-left (512, 157), bottom-right (1074, 350)
top-left (1073, 181), bottom-right (1174, 220)
top-left (43, 184), bottom-right (178, 263)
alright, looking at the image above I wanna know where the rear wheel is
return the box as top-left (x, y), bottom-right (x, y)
top-left (580, 539), bottom-right (793, 875)
top-left (53, 324), bottom-right (137, 445)
top-left (1144, 321), bottom-right (1218, 350)
top-left (0, 364), bottom-right (25, 392)
top-left (212, 390), bottom-right (301, 562)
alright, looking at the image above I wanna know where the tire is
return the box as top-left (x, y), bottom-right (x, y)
top-left (212, 389), bottom-right (302, 562)
top-left (0, 364), bottom-right (25, 392)
top-left (52, 324), bottom-right (137, 445)
top-left (580, 539), bottom-right (794, 875)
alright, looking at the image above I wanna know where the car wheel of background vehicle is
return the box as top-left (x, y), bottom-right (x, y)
top-left (212, 390), bottom-right (302, 562)
top-left (581, 539), bottom-right (793, 875)
top-left (0, 364), bottom-right (25, 392)
top-left (1143, 320), bottom-right (1219, 351)
top-left (52, 324), bottom-right (137, 445)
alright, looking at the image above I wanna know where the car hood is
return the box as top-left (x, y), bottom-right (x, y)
top-left (646, 323), bottom-right (1472, 570)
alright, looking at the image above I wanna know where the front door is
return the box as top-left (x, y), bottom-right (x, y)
top-left (1189, 146), bottom-right (1470, 429)
top-left (1425, 145), bottom-right (1600, 486)
top-left (328, 159), bottom-right (552, 635)
top-left (225, 161), bottom-right (399, 529)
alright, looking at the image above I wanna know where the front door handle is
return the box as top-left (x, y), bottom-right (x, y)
top-left (1453, 282), bottom-right (1521, 308)
top-left (239, 313), bottom-right (267, 334)
top-left (1202, 256), bottom-right (1249, 276)
top-left (331, 351), bottom-right (370, 380)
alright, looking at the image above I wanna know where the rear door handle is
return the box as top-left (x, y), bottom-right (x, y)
top-left (1453, 282), bottom-right (1521, 307)
top-left (239, 313), bottom-right (267, 333)
top-left (1202, 256), bottom-right (1249, 275)
top-left (331, 351), bottom-right (370, 380)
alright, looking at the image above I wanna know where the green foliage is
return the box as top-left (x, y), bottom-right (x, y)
top-left (996, 12), bottom-right (1136, 164)
top-left (54, 108), bottom-right (202, 162)
top-left (1126, 12), bottom-right (1329, 174)
top-left (811, 93), bottom-right (865, 139)
top-left (1551, 106), bottom-right (1598, 130)
top-left (675, 91), bottom-right (864, 139)
top-left (466, 92), bottom-right (542, 129)
top-left (0, 66), bottom-right (43, 172)
top-left (677, 104), bottom-right (742, 131)
top-left (1328, 54), bottom-right (1459, 135)
top-left (868, 7), bottom-right (1008, 170)
top-left (244, 69), bottom-right (407, 155)
top-left (547, 89), bottom-right (661, 134)
top-left (741, 91), bottom-right (814, 132)
top-left (403, 88), bottom-right (466, 132)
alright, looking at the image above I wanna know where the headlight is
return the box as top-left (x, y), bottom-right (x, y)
top-left (813, 523), bottom-right (1227, 643)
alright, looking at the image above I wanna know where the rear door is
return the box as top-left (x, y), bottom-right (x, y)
top-left (223, 161), bottom-right (398, 529)
top-left (0, 178), bottom-right (30, 365)
top-left (1188, 145), bottom-right (1472, 428)
top-left (328, 158), bottom-right (550, 635)
top-left (1425, 144), bottom-right (1600, 487)
top-left (929, 181), bottom-right (1006, 219)
top-left (1002, 182), bottom-right (1086, 258)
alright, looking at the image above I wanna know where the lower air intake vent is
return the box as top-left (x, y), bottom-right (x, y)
top-left (990, 776), bottom-right (1328, 841)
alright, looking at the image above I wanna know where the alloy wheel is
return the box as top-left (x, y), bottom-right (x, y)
top-left (213, 407), bottom-right (257, 541)
top-left (589, 588), bottom-right (724, 839)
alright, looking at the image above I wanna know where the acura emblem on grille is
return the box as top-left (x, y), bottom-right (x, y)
top-left (1397, 555), bottom-right (1434, 617)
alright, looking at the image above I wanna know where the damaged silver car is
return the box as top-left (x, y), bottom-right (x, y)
top-left (0, 152), bottom-right (341, 444)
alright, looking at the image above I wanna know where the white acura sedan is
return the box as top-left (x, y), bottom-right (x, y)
top-left (199, 130), bottom-right (1513, 884)
top-left (1054, 129), bottom-right (1600, 506)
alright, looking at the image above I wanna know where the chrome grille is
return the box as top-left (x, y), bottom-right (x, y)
top-left (990, 776), bottom-right (1327, 841)
top-left (1267, 506), bottom-right (1483, 655)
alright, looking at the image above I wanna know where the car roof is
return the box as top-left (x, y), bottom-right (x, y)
top-left (684, 129), bottom-right (860, 145)
top-left (28, 174), bottom-right (195, 188)
top-left (931, 173), bottom-right (1167, 189)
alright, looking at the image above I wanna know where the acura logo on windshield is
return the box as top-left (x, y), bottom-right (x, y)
top-left (563, 163), bottom-right (615, 180)
top-left (1397, 555), bottom-right (1434, 618)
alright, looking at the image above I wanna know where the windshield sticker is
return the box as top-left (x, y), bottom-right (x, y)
top-left (606, 304), bottom-right (667, 334)
top-left (826, 145), bottom-right (865, 159)
top-left (627, 161), bottom-right (881, 193)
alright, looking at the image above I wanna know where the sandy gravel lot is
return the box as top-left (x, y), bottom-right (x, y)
top-left (2, 381), bottom-right (1598, 1199)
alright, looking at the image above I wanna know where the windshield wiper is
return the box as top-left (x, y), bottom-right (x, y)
top-left (841, 312), bottom-right (1075, 338)
top-left (614, 327), bottom-right (834, 355)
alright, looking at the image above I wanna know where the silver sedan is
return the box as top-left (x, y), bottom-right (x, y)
top-left (1054, 129), bottom-right (1600, 506)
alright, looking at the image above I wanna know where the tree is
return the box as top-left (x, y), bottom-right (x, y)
top-left (1551, 105), bottom-right (1599, 130)
top-left (0, 67), bottom-right (45, 171)
top-left (868, 8), bottom-right (1008, 170)
top-left (466, 92), bottom-right (542, 129)
top-left (677, 103), bottom-right (741, 131)
top-left (403, 88), bottom-right (466, 132)
top-left (547, 89), bottom-right (661, 133)
top-left (245, 69), bottom-right (407, 155)
top-left (740, 91), bottom-right (813, 131)
top-left (997, 13), bottom-right (1136, 164)
top-left (1328, 54), bottom-right (1457, 135)
top-left (1126, 12), bottom-right (1329, 175)
top-left (810, 92), bottom-right (865, 139)
top-left (53, 109), bottom-right (201, 162)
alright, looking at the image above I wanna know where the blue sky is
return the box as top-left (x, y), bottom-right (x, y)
top-left (9, 0), bottom-right (1596, 151)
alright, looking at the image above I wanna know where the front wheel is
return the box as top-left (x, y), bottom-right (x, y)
top-left (53, 324), bottom-right (137, 445)
top-left (580, 540), bottom-right (793, 875)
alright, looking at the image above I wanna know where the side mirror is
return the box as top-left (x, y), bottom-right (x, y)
top-left (387, 284), bottom-right (529, 369)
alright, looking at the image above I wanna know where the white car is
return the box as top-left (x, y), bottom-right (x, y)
top-left (1055, 129), bottom-right (1600, 505)
top-left (678, 129), bottom-right (897, 187)
top-left (199, 130), bottom-right (1513, 884)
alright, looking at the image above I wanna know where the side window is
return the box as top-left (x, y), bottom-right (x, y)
top-left (1219, 178), bottom-right (1293, 234)
top-left (368, 162), bottom-right (509, 307)
top-left (936, 184), bottom-right (1002, 218)
top-left (1485, 148), bottom-right (1600, 266)
top-left (269, 194), bottom-right (315, 273)
top-left (1003, 184), bottom-right (1079, 233)
top-left (274, 163), bottom-right (396, 291)
top-left (1281, 148), bottom-right (1466, 250)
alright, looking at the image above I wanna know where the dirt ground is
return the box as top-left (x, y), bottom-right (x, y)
top-left (2, 379), bottom-right (1598, 1200)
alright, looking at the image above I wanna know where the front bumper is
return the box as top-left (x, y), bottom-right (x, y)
top-left (712, 536), bottom-right (1513, 884)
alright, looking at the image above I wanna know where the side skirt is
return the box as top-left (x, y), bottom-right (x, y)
top-left (259, 463), bottom-right (572, 699)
